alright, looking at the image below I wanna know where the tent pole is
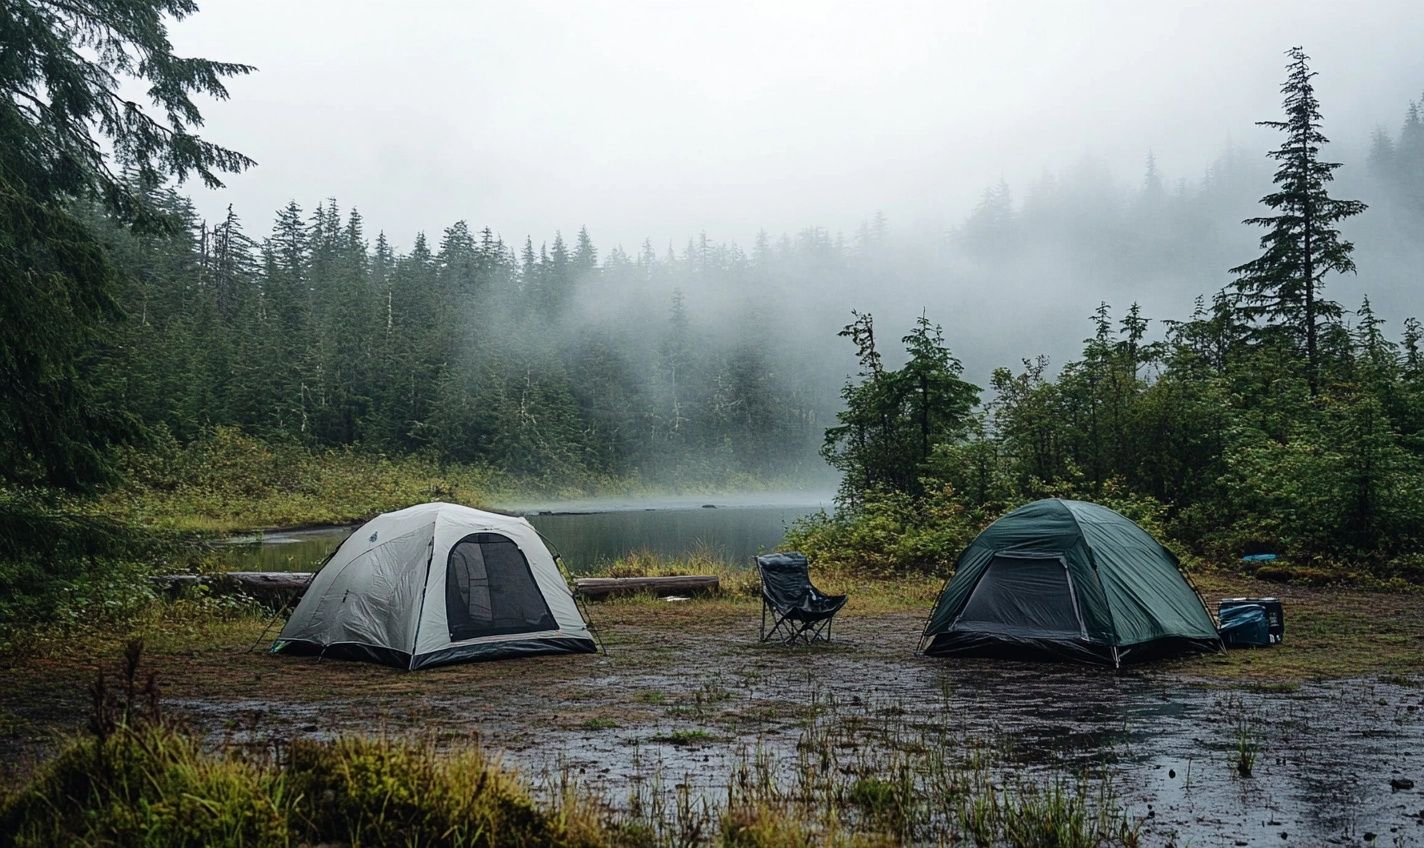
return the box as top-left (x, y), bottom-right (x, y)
top-left (407, 538), bottom-right (436, 670)
top-left (535, 527), bottom-right (607, 656)
top-left (246, 545), bottom-right (338, 654)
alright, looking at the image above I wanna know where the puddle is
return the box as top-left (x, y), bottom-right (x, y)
top-left (7, 610), bottom-right (1421, 844)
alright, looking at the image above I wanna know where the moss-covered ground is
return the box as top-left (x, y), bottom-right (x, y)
top-left (1, 560), bottom-right (1421, 845)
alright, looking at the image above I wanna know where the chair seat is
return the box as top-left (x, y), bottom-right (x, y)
top-left (772, 593), bottom-right (847, 620)
top-left (756, 552), bottom-right (847, 643)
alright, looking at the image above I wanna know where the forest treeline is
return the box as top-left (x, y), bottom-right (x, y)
top-left (50, 78), bottom-right (1424, 499)
top-left (5, 0), bottom-right (1424, 586)
top-left (75, 191), bottom-right (834, 488)
top-left (792, 288), bottom-right (1424, 579)
top-left (791, 57), bottom-right (1424, 580)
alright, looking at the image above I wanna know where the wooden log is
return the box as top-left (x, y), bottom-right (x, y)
top-left (153, 571), bottom-right (314, 604)
top-left (574, 575), bottom-right (719, 600)
top-left (154, 571), bottom-right (721, 604)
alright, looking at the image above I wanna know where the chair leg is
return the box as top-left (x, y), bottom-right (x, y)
top-left (764, 612), bottom-right (841, 645)
top-left (789, 619), bottom-right (820, 644)
top-left (805, 616), bottom-right (837, 643)
top-left (767, 611), bottom-right (795, 643)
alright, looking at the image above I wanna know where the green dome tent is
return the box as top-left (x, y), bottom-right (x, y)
top-left (919, 499), bottom-right (1221, 667)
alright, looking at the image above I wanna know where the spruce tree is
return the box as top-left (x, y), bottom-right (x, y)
top-left (1, 0), bottom-right (254, 489)
top-left (545, 231), bottom-right (571, 314)
top-left (1398, 97), bottom-right (1424, 214)
top-left (573, 226), bottom-right (598, 276)
top-left (824, 312), bottom-right (978, 502)
top-left (897, 314), bottom-right (980, 485)
top-left (1230, 47), bottom-right (1366, 393)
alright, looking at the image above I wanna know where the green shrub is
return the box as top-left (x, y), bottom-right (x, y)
top-left (0, 721), bottom-right (291, 848)
top-left (783, 485), bottom-right (977, 576)
top-left (287, 735), bottom-right (609, 848)
top-left (101, 425), bottom-right (511, 533)
top-left (0, 495), bottom-right (179, 648)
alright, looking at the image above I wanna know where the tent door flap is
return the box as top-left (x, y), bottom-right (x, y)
top-left (951, 553), bottom-right (1087, 640)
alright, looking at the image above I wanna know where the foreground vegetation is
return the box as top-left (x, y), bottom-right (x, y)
top-left (3, 577), bottom-right (1420, 846)
top-left (1, 642), bottom-right (615, 847)
top-left (0, 649), bottom-right (1147, 848)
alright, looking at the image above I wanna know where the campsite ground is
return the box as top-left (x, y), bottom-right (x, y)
top-left (2, 571), bottom-right (1422, 845)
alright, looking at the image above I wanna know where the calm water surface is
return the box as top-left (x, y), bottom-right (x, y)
top-left (216, 493), bottom-right (831, 573)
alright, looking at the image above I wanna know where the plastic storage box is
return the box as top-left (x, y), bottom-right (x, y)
top-left (1218, 597), bottom-right (1284, 645)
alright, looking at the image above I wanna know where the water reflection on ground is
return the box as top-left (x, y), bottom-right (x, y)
top-left (150, 607), bottom-right (1424, 846)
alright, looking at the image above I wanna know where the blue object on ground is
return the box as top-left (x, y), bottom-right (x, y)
top-left (1218, 603), bottom-right (1271, 647)
top-left (1241, 553), bottom-right (1278, 562)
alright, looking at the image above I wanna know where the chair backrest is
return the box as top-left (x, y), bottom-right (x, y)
top-left (756, 552), bottom-right (812, 610)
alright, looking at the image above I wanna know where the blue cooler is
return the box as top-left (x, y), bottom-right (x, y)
top-left (1218, 597), bottom-right (1284, 646)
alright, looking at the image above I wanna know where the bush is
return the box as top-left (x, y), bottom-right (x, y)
top-left (101, 425), bottom-right (510, 533)
top-left (0, 495), bottom-right (179, 648)
top-left (784, 485), bottom-right (977, 576)
top-left (0, 721), bottom-right (291, 847)
top-left (0, 643), bottom-right (616, 848)
top-left (287, 736), bottom-right (609, 848)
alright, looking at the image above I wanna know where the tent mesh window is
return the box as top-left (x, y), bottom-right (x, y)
top-left (956, 554), bottom-right (1085, 638)
top-left (445, 533), bottom-right (557, 640)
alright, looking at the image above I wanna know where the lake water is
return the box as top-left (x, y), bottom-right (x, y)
top-left (215, 493), bottom-right (831, 573)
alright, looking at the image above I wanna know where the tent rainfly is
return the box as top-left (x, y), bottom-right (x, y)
top-left (273, 502), bottom-right (595, 669)
top-left (919, 499), bottom-right (1221, 667)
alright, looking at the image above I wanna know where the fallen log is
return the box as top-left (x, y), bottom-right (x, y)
top-left (154, 571), bottom-right (314, 604)
top-left (574, 575), bottom-right (719, 600)
top-left (154, 571), bottom-right (721, 604)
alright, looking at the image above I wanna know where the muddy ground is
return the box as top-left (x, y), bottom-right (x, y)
top-left (2, 575), bottom-right (1423, 846)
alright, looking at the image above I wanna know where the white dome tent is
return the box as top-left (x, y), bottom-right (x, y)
top-left (272, 502), bottom-right (596, 669)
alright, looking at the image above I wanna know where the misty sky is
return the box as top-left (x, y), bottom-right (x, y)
top-left (172, 0), bottom-right (1424, 252)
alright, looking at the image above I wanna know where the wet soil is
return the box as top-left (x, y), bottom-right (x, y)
top-left (3, 593), bottom-right (1423, 846)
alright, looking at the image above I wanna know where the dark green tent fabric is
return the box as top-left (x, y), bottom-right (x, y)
top-left (919, 499), bottom-right (1221, 666)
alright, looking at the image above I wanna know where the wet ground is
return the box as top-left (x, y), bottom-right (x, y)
top-left (6, 601), bottom-right (1422, 846)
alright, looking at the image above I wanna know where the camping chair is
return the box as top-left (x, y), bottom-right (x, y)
top-left (755, 552), bottom-right (848, 644)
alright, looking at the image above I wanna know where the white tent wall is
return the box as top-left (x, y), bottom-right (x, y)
top-left (276, 512), bottom-right (435, 659)
top-left (414, 507), bottom-right (590, 660)
top-left (274, 502), bottom-right (594, 669)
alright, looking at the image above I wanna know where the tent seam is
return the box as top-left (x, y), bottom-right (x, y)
top-left (1060, 501), bottom-right (1126, 658)
top-left (409, 534), bottom-right (436, 670)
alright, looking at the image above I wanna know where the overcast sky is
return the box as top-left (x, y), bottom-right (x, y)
top-left (171, 0), bottom-right (1424, 252)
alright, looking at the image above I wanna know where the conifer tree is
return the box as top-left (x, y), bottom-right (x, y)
top-left (897, 314), bottom-right (980, 482)
top-left (1398, 97), bottom-right (1424, 214)
top-left (573, 226), bottom-right (598, 276)
top-left (1, 0), bottom-right (253, 488)
top-left (1230, 47), bottom-right (1367, 393)
top-left (824, 312), bottom-right (978, 501)
top-left (544, 231), bottom-right (571, 314)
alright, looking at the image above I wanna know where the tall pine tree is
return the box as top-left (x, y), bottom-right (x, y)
top-left (1230, 47), bottom-right (1366, 393)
